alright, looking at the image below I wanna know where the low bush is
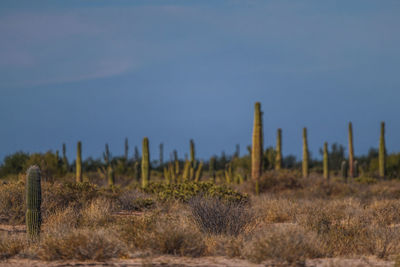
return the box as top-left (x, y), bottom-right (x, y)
top-left (189, 196), bottom-right (253, 236)
top-left (143, 181), bottom-right (247, 203)
top-left (0, 234), bottom-right (25, 260)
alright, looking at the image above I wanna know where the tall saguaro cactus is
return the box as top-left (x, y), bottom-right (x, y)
top-left (379, 121), bottom-right (386, 178)
top-left (302, 128), bottom-right (309, 178)
top-left (323, 142), bottom-right (329, 180)
top-left (26, 165), bottom-right (41, 240)
top-left (159, 143), bottom-right (164, 167)
top-left (348, 122), bottom-right (355, 178)
top-left (76, 141), bottom-right (82, 183)
top-left (141, 137), bottom-right (150, 188)
top-left (190, 139), bottom-right (196, 168)
top-left (62, 143), bottom-right (68, 172)
top-left (251, 102), bottom-right (263, 193)
top-left (275, 128), bottom-right (282, 170)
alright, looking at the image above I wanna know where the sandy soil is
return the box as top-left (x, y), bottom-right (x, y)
top-left (0, 256), bottom-right (394, 267)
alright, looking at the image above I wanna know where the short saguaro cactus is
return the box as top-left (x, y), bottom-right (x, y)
top-left (26, 165), bottom-right (42, 241)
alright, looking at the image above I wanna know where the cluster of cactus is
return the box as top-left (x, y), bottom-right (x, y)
top-left (26, 165), bottom-right (42, 240)
top-left (251, 102), bottom-right (263, 194)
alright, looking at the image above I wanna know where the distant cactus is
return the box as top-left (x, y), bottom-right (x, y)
top-left (234, 144), bottom-right (240, 158)
top-left (134, 161), bottom-right (140, 182)
top-left (195, 161), bottom-right (204, 182)
top-left (354, 160), bottom-right (359, 178)
top-left (379, 122), bottom-right (386, 178)
top-left (159, 143), bottom-right (164, 167)
top-left (251, 102), bottom-right (263, 194)
top-left (76, 141), bottom-right (82, 183)
top-left (209, 156), bottom-right (216, 181)
top-left (275, 128), bottom-right (282, 170)
top-left (173, 150), bottom-right (180, 176)
top-left (302, 128), bottom-right (309, 178)
top-left (62, 143), bottom-right (69, 172)
top-left (190, 139), bottom-right (196, 169)
top-left (225, 163), bottom-right (233, 184)
top-left (124, 138), bottom-right (129, 162)
top-left (107, 165), bottom-right (115, 187)
top-left (348, 122), bottom-right (355, 178)
top-left (182, 160), bottom-right (191, 181)
top-left (141, 137), bottom-right (150, 188)
top-left (134, 146), bottom-right (140, 162)
top-left (341, 161), bottom-right (348, 181)
top-left (323, 142), bottom-right (329, 180)
top-left (163, 166), bottom-right (170, 184)
top-left (103, 143), bottom-right (110, 165)
top-left (26, 165), bottom-right (41, 241)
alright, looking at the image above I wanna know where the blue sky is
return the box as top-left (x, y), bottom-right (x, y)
top-left (1, 0), bottom-right (400, 162)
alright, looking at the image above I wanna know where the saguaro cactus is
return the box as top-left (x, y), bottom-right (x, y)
top-left (190, 139), bottom-right (196, 168)
top-left (275, 128), bottom-right (282, 170)
top-left (26, 165), bottom-right (41, 240)
top-left (302, 128), bottom-right (309, 178)
top-left (323, 142), bottom-right (329, 180)
top-left (251, 102), bottom-right (263, 194)
top-left (159, 143), bottom-right (164, 167)
top-left (173, 150), bottom-right (180, 176)
top-left (62, 143), bottom-right (68, 172)
top-left (348, 122), bottom-right (355, 178)
top-left (209, 156), bottom-right (216, 181)
top-left (76, 141), bottom-right (82, 183)
top-left (379, 121), bottom-right (386, 178)
top-left (195, 161), bottom-right (204, 182)
top-left (141, 137), bottom-right (150, 188)
top-left (124, 138), bottom-right (129, 162)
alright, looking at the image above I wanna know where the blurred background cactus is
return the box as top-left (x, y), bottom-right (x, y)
top-left (302, 128), bottom-right (309, 178)
top-left (348, 122), bottom-right (355, 178)
top-left (26, 165), bottom-right (41, 240)
top-left (379, 121), bottom-right (386, 178)
top-left (323, 142), bottom-right (329, 179)
top-left (141, 137), bottom-right (150, 188)
top-left (251, 102), bottom-right (263, 194)
top-left (275, 128), bottom-right (282, 171)
top-left (76, 141), bottom-right (82, 183)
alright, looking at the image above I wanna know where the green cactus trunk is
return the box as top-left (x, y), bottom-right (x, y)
top-left (323, 142), bottom-right (329, 180)
top-left (251, 102), bottom-right (263, 194)
top-left (107, 165), bottom-right (115, 187)
top-left (163, 166), bottom-right (170, 184)
top-left (62, 143), bottom-right (68, 172)
top-left (275, 128), bottom-right (282, 170)
top-left (182, 160), bottom-right (191, 181)
top-left (348, 122), bottom-right (355, 178)
top-left (302, 128), bottom-right (309, 178)
top-left (195, 161), bottom-right (204, 182)
top-left (190, 139), bottom-right (196, 169)
top-left (26, 165), bottom-right (41, 241)
top-left (76, 141), bottom-right (82, 183)
top-left (141, 137), bottom-right (150, 188)
top-left (159, 143), bottom-right (164, 167)
top-left (379, 121), bottom-right (386, 178)
top-left (225, 163), bottom-right (233, 184)
top-left (173, 150), bottom-right (180, 176)
top-left (209, 156), bottom-right (216, 181)
top-left (124, 138), bottom-right (129, 162)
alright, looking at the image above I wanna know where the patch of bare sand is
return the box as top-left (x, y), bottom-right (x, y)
top-left (0, 256), bottom-right (394, 267)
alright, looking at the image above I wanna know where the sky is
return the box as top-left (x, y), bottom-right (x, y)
top-left (1, 0), bottom-right (400, 163)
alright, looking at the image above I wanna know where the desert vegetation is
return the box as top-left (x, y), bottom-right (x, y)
top-left (1, 103), bottom-right (400, 266)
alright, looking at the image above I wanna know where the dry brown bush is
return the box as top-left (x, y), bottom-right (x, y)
top-left (0, 233), bottom-right (26, 260)
top-left (38, 228), bottom-right (126, 261)
top-left (243, 224), bottom-right (324, 264)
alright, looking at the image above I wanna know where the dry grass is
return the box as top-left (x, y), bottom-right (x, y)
top-left (2, 172), bottom-right (400, 264)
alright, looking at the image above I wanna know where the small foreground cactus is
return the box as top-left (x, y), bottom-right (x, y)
top-left (26, 165), bottom-right (41, 241)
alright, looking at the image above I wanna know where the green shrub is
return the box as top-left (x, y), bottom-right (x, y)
top-left (0, 152), bottom-right (29, 178)
top-left (143, 181), bottom-right (247, 203)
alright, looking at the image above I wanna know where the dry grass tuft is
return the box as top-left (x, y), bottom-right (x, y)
top-left (0, 233), bottom-right (26, 260)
